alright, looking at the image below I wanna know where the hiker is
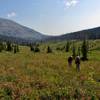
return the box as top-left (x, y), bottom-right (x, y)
top-left (68, 56), bottom-right (73, 67)
top-left (75, 56), bottom-right (81, 72)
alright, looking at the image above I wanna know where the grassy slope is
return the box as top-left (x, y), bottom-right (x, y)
top-left (0, 40), bottom-right (99, 99)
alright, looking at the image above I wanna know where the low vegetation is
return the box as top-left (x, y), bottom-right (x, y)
top-left (0, 40), bottom-right (99, 100)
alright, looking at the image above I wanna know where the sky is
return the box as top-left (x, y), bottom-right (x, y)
top-left (0, 0), bottom-right (100, 35)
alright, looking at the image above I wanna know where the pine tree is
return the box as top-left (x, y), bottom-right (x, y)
top-left (2, 42), bottom-right (7, 51)
top-left (16, 45), bottom-right (19, 52)
top-left (14, 45), bottom-right (17, 54)
top-left (30, 45), bottom-right (34, 51)
top-left (0, 42), bottom-right (3, 52)
top-left (13, 44), bottom-right (19, 54)
top-left (65, 41), bottom-right (70, 52)
top-left (81, 39), bottom-right (88, 60)
top-left (47, 46), bottom-right (52, 53)
top-left (77, 46), bottom-right (81, 56)
top-left (6, 42), bottom-right (12, 51)
top-left (72, 43), bottom-right (76, 59)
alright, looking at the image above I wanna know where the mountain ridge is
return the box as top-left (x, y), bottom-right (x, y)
top-left (47, 27), bottom-right (100, 41)
top-left (0, 18), bottom-right (100, 44)
top-left (0, 18), bottom-right (49, 43)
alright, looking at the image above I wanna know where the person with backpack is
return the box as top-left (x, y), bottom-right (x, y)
top-left (68, 56), bottom-right (73, 67)
top-left (75, 56), bottom-right (81, 72)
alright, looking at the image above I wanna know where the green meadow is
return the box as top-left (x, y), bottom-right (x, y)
top-left (0, 40), bottom-right (100, 100)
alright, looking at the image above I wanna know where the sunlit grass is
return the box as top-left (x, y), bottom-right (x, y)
top-left (0, 40), bottom-right (99, 99)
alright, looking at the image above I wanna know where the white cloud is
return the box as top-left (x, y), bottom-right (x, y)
top-left (7, 12), bottom-right (17, 18)
top-left (64, 0), bottom-right (79, 8)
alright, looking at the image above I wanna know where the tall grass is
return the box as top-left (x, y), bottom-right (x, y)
top-left (0, 40), bottom-right (99, 99)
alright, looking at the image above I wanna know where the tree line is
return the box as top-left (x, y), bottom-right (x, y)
top-left (30, 40), bottom-right (89, 61)
top-left (0, 40), bottom-right (89, 61)
top-left (0, 42), bottom-right (19, 54)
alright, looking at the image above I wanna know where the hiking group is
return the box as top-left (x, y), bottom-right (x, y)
top-left (68, 55), bottom-right (81, 72)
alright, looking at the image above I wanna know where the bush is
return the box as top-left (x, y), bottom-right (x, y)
top-left (30, 43), bottom-right (40, 53)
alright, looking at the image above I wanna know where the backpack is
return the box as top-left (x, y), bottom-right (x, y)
top-left (75, 56), bottom-right (80, 64)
